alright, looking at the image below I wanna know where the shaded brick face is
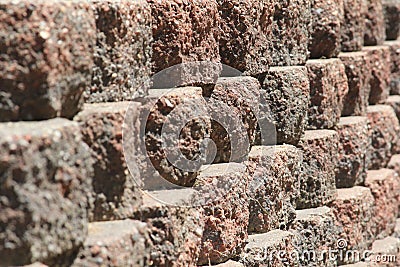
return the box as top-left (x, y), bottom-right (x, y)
top-left (383, 0), bottom-right (400, 40)
top-left (364, 0), bottom-right (386, 46)
top-left (341, 0), bottom-right (367, 51)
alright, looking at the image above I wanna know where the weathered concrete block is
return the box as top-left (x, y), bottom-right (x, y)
top-left (329, 186), bottom-right (375, 265)
top-left (246, 145), bottom-right (302, 233)
top-left (290, 206), bottom-right (338, 267)
top-left (339, 51), bottom-right (371, 116)
top-left (206, 77), bottom-right (260, 163)
top-left (74, 102), bottom-right (142, 222)
top-left (366, 105), bottom-right (400, 169)
top-left (309, 0), bottom-right (344, 58)
top-left (306, 59), bottom-right (349, 129)
top-left (362, 46), bottom-right (391, 104)
top-left (85, 0), bottom-right (152, 102)
top-left (0, 0), bottom-right (95, 121)
top-left (365, 169), bottom-right (400, 239)
top-left (72, 220), bottom-right (151, 267)
top-left (383, 0), bottom-right (400, 40)
top-left (336, 116), bottom-right (370, 188)
top-left (260, 66), bottom-right (310, 145)
top-left (269, 0), bottom-right (312, 66)
top-left (0, 119), bottom-right (93, 266)
top-left (296, 130), bottom-right (338, 209)
top-left (384, 40), bottom-right (400, 95)
top-left (364, 0), bottom-right (386, 46)
top-left (240, 230), bottom-right (298, 267)
top-left (195, 163), bottom-right (249, 265)
top-left (341, 0), bottom-right (367, 51)
top-left (388, 154), bottom-right (400, 175)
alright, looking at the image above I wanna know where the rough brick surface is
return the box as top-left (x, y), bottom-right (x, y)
top-left (339, 52), bottom-right (371, 116)
top-left (394, 219), bottom-right (400, 238)
top-left (0, 0), bottom-right (95, 121)
top-left (268, 0), bottom-right (312, 66)
top-left (290, 207), bottom-right (338, 267)
top-left (336, 116), bottom-right (370, 188)
top-left (296, 130), bottom-right (338, 209)
top-left (74, 102), bottom-right (142, 222)
top-left (205, 77), bottom-right (260, 163)
top-left (195, 163), bottom-right (249, 265)
top-left (388, 154), bottom-right (400, 175)
top-left (364, 0), bottom-right (386, 46)
top-left (369, 236), bottom-right (400, 267)
top-left (366, 105), bottom-right (400, 169)
top-left (72, 220), bottom-right (151, 267)
top-left (383, 0), bottom-right (400, 40)
top-left (386, 95), bottom-right (400, 122)
top-left (259, 66), bottom-right (310, 145)
top-left (362, 46), bottom-right (391, 104)
top-left (341, 0), bottom-right (367, 51)
top-left (384, 40), bottom-right (400, 95)
top-left (240, 230), bottom-right (298, 267)
top-left (0, 119), bottom-right (93, 266)
top-left (365, 169), bottom-right (400, 239)
top-left (306, 59), bottom-right (349, 129)
top-left (329, 186), bottom-right (375, 265)
top-left (246, 145), bottom-right (302, 233)
top-left (309, 0), bottom-right (344, 58)
top-left (85, 0), bottom-right (152, 102)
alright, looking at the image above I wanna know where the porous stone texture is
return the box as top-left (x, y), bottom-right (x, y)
top-left (149, 0), bottom-right (221, 82)
top-left (386, 95), bottom-right (400, 122)
top-left (341, 0), bottom-right (367, 51)
top-left (384, 40), bottom-right (400, 95)
top-left (0, 0), bottom-right (95, 122)
top-left (139, 87), bottom-right (211, 189)
top-left (133, 191), bottom-right (204, 267)
top-left (329, 186), bottom-right (375, 265)
top-left (195, 163), bottom-right (249, 265)
top-left (0, 119), bottom-right (93, 266)
top-left (259, 66), bottom-right (310, 145)
top-left (268, 0), bottom-right (312, 66)
top-left (72, 220), bottom-right (151, 267)
top-left (205, 77), bottom-right (260, 163)
top-left (309, 0), bottom-right (344, 58)
top-left (388, 154), bottom-right (400, 175)
top-left (246, 145), bottom-right (302, 233)
top-left (240, 230), bottom-right (298, 267)
top-left (383, 0), bottom-right (400, 40)
top-left (394, 219), bottom-right (400, 238)
top-left (339, 51), bottom-right (371, 116)
top-left (366, 105), bottom-right (400, 169)
top-left (290, 206), bottom-right (338, 267)
top-left (365, 169), bottom-right (400, 239)
top-left (306, 59), bottom-right (349, 129)
top-left (74, 102), bottom-right (142, 222)
top-left (362, 46), bottom-right (391, 104)
top-left (336, 116), bottom-right (370, 188)
top-left (218, 0), bottom-right (274, 75)
top-left (296, 130), bottom-right (339, 209)
top-left (364, 0), bottom-right (386, 46)
top-left (85, 0), bottom-right (152, 102)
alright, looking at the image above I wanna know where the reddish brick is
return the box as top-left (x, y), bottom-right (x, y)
top-left (329, 186), bottom-right (375, 265)
top-left (362, 46), bottom-right (391, 104)
top-left (0, 119), bottom-right (93, 266)
top-left (74, 102), bottom-right (143, 221)
top-left (195, 163), bottom-right (249, 265)
top-left (259, 66), bottom-right (310, 145)
top-left (296, 130), bottom-right (339, 209)
top-left (85, 0), bottom-right (152, 102)
top-left (306, 59), bottom-right (349, 129)
top-left (339, 51), bottom-right (371, 116)
top-left (388, 154), bottom-right (400, 175)
top-left (309, 0), bottom-right (344, 58)
top-left (0, 0), bottom-right (95, 121)
top-left (341, 0), bottom-right (367, 51)
top-left (336, 116), bottom-right (370, 188)
top-left (366, 105), bottom-right (400, 169)
top-left (364, 0), bottom-right (386, 45)
top-left (72, 220), bottom-right (151, 267)
top-left (383, 0), bottom-right (400, 40)
top-left (247, 145), bottom-right (302, 233)
top-left (386, 95), bottom-right (400, 122)
top-left (365, 169), bottom-right (400, 238)
top-left (384, 40), bottom-right (400, 95)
